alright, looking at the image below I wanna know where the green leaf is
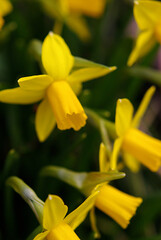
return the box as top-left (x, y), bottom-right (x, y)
top-left (74, 57), bottom-right (116, 70)
top-left (40, 166), bottom-right (125, 195)
top-left (81, 171), bottom-right (125, 194)
top-left (6, 176), bottom-right (44, 224)
top-left (40, 166), bottom-right (87, 189)
top-left (127, 66), bottom-right (161, 87)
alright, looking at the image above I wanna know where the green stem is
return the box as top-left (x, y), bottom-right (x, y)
top-left (127, 66), bottom-right (161, 87)
top-left (85, 107), bottom-right (117, 140)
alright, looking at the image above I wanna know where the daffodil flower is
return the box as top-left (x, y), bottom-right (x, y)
top-left (0, 0), bottom-right (12, 30)
top-left (0, 32), bottom-right (115, 141)
top-left (40, 0), bottom-right (107, 41)
top-left (110, 86), bottom-right (161, 172)
top-left (33, 192), bottom-right (98, 240)
top-left (41, 143), bottom-right (142, 231)
top-left (93, 143), bottom-right (142, 229)
top-left (128, 0), bottom-right (161, 66)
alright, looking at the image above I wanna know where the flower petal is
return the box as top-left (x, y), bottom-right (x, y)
top-left (110, 138), bottom-right (123, 170)
top-left (122, 128), bottom-right (161, 172)
top-left (18, 75), bottom-right (53, 91)
top-left (127, 30), bottom-right (155, 66)
top-left (42, 32), bottom-right (74, 80)
top-left (99, 142), bottom-right (109, 172)
top-left (132, 86), bottom-right (155, 128)
top-left (33, 231), bottom-right (49, 240)
top-left (68, 0), bottom-right (106, 17)
top-left (0, 87), bottom-right (44, 104)
top-left (64, 191), bottom-right (99, 230)
top-left (134, 0), bottom-right (161, 30)
top-left (115, 98), bottom-right (134, 137)
top-left (43, 195), bottom-right (68, 230)
top-left (46, 81), bottom-right (87, 131)
top-left (68, 66), bottom-right (116, 83)
top-left (35, 99), bottom-right (56, 142)
top-left (123, 152), bottom-right (140, 173)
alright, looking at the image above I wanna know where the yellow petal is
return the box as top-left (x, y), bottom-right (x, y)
top-left (127, 30), bottom-right (155, 67)
top-left (0, 0), bottom-right (12, 16)
top-left (66, 15), bottom-right (91, 41)
top-left (64, 191), bottom-right (99, 230)
top-left (68, 0), bottom-right (106, 18)
top-left (123, 152), bottom-right (140, 173)
top-left (43, 195), bottom-right (68, 230)
top-left (122, 128), bottom-right (161, 172)
top-left (33, 231), bottom-right (49, 240)
top-left (18, 75), bottom-right (53, 91)
top-left (110, 137), bottom-right (123, 170)
top-left (99, 142), bottom-right (109, 172)
top-left (95, 184), bottom-right (142, 229)
top-left (46, 81), bottom-right (87, 131)
top-left (115, 98), bottom-right (134, 137)
top-left (132, 86), bottom-right (155, 128)
top-left (0, 87), bottom-right (44, 104)
top-left (35, 99), bottom-right (56, 142)
top-left (134, 0), bottom-right (161, 30)
top-left (42, 32), bottom-right (74, 80)
top-left (47, 223), bottom-right (80, 240)
top-left (68, 66), bottom-right (116, 83)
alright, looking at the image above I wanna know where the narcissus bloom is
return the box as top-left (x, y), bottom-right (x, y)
top-left (40, 0), bottom-right (107, 40)
top-left (33, 192), bottom-right (98, 240)
top-left (0, 32), bottom-right (115, 141)
top-left (94, 143), bottom-right (142, 229)
top-left (128, 0), bottom-right (161, 66)
top-left (41, 143), bottom-right (142, 230)
top-left (111, 86), bottom-right (161, 172)
top-left (0, 0), bottom-right (12, 30)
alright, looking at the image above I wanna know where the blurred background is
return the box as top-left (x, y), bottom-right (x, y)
top-left (1, 0), bottom-right (161, 239)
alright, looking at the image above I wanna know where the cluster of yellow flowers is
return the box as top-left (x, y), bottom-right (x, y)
top-left (1, 0), bottom-right (161, 239)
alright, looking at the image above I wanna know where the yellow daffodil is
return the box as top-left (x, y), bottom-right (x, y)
top-left (41, 143), bottom-right (142, 230)
top-left (93, 143), bottom-right (143, 229)
top-left (110, 86), bottom-right (161, 172)
top-left (0, 32), bottom-right (115, 141)
top-left (128, 0), bottom-right (161, 66)
top-left (40, 0), bottom-right (107, 41)
top-left (0, 0), bottom-right (12, 30)
top-left (33, 192), bottom-right (98, 240)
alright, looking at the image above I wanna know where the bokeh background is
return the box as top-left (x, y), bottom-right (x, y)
top-left (1, 0), bottom-right (161, 239)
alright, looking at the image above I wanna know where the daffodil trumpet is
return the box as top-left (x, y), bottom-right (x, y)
top-left (0, 32), bottom-right (116, 142)
top-left (128, 0), bottom-right (161, 66)
top-left (111, 86), bottom-right (161, 172)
